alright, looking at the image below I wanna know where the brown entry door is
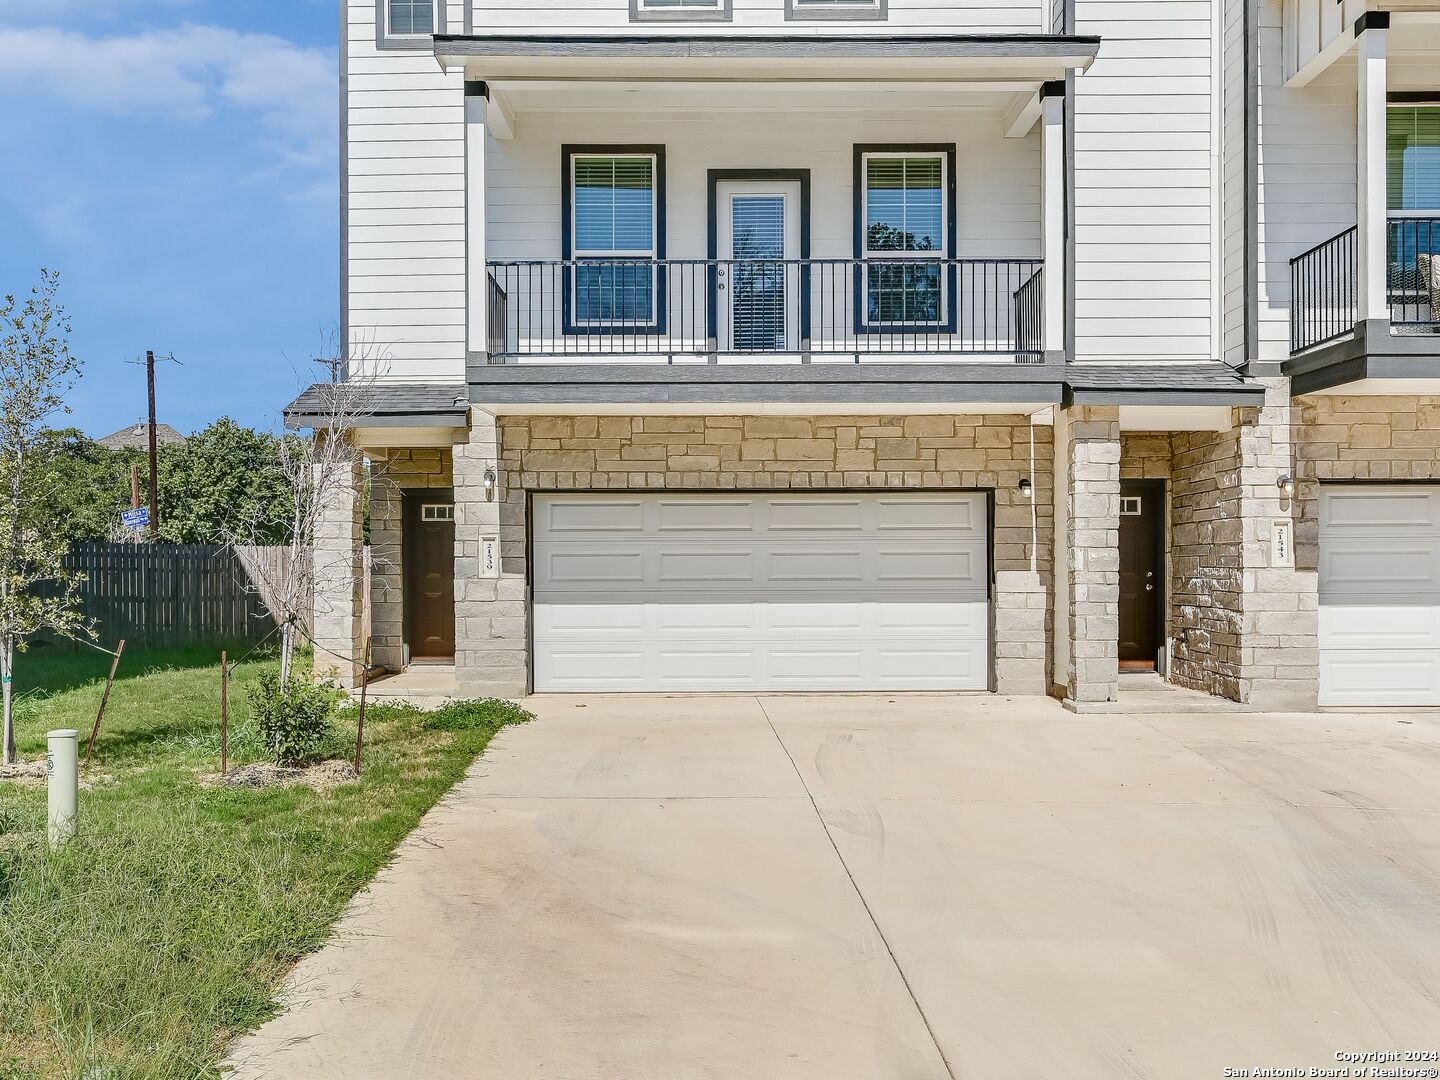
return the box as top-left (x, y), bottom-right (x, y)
top-left (1118, 481), bottom-right (1163, 668)
top-left (405, 493), bottom-right (456, 659)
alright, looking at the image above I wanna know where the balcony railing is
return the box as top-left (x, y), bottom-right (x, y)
top-left (1290, 226), bottom-right (1357, 353)
top-left (1390, 215), bottom-right (1440, 332)
top-left (1290, 215), bottom-right (1440, 353)
top-left (485, 258), bottom-right (1045, 362)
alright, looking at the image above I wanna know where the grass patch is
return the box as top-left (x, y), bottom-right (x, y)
top-left (0, 645), bottom-right (531, 1079)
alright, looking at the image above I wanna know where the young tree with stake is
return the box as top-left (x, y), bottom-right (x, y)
top-left (0, 271), bottom-right (93, 764)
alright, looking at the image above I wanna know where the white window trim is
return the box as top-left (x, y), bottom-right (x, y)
top-left (786, 0), bottom-right (887, 21)
top-left (421, 503), bottom-right (456, 522)
top-left (569, 151), bottom-right (663, 331)
top-left (376, 0), bottom-right (445, 50)
top-left (631, 0), bottom-right (732, 22)
top-left (860, 150), bottom-right (951, 330)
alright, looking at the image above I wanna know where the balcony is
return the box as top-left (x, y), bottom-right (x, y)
top-left (1289, 215), bottom-right (1440, 354)
top-left (485, 258), bottom-right (1045, 364)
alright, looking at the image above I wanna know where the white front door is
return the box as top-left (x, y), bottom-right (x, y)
top-left (1319, 484), bottom-right (1440, 705)
top-left (531, 492), bottom-right (992, 693)
top-left (716, 180), bottom-right (801, 353)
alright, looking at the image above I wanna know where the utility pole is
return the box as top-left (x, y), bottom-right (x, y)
top-left (130, 463), bottom-right (140, 510)
top-left (146, 350), bottom-right (159, 542)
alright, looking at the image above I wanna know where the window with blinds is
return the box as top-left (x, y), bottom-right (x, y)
top-left (1388, 106), bottom-right (1440, 211)
top-left (786, 0), bottom-right (886, 19)
top-left (861, 153), bottom-right (948, 329)
top-left (569, 152), bottom-right (662, 328)
top-left (387, 0), bottom-right (434, 35)
top-left (730, 195), bottom-right (788, 351)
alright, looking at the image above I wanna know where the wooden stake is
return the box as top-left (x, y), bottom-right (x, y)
top-left (220, 650), bottom-right (229, 775)
top-left (84, 639), bottom-right (126, 768)
top-left (354, 640), bottom-right (371, 775)
top-left (146, 350), bottom-right (159, 542)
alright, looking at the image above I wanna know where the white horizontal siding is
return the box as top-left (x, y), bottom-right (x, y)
top-left (485, 111), bottom-right (1041, 263)
top-left (1072, 0), bottom-right (1219, 362)
top-left (470, 0), bottom-right (1046, 35)
top-left (1253, 0), bottom-right (1356, 363)
top-left (346, 0), bottom-right (467, 382)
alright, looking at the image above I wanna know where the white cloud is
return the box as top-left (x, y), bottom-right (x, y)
top-left (0, 24), bottom-right (336, 167)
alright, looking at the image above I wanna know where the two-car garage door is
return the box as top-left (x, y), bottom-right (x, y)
top-left (532, 492), bottom-right (990, 692)
top-left (1320, 485), bottom-right (1440, 706)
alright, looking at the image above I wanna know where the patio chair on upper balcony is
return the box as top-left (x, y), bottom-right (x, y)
top-left (1419, 254), bottom-right (1440, 328)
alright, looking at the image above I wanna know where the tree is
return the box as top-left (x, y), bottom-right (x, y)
top-left (157, 419), bottom-right (295, 545)
top-left (32, 428), bottom-right (133, 544)
top-left (0, 271), bottom-right (93, 764)
top-left (231, 351), bottom-right (380, 685)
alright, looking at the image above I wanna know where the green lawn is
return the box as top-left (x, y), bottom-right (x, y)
top-left (0, 642), bottom-right (530, 1080)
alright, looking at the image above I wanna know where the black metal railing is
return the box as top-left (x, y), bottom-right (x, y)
top-left (485, 258), bottom-right (1044, 361)
top-left (1389, 214), bottom-right (1440, 332)
top-left (486, 271), bottom-right (508, 359)
top-left (1290, 226), bottom-right (1357, 353)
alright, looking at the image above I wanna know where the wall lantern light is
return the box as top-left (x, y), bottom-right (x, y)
top-left (1277, 475), bottom-right (1294, 497)
top-left (1018, 477), bottom-right (1034, 499)
top-left (483, 466), bottom-right (497, 502)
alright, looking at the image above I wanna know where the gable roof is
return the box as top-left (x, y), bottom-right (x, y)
top-left (97, 423), bottom-right (187, 450)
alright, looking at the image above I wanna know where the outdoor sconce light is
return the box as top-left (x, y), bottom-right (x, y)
top-left (483, 466), bottom-right (497, 502)
top-left (1018, 478), bottom-right (1034, 499)
top-left (1277, 475), bottom-right (1294, 497)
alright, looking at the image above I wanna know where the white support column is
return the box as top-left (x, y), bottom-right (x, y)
top-left (1041, 82), bottom-right (1066, 359)
top-left (465, 83), bottom-right (490, 362)
top-left (1356, 17), bottom-right (1388, 324)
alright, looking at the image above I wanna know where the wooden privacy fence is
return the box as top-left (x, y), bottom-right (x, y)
top-left (52, 544), bottom-right (280, 650)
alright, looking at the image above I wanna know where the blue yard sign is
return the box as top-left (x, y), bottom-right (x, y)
top-left (121, 508), bottom-right (150, 530)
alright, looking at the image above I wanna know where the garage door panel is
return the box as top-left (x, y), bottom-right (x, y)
top-left (1319, 485), bottom-right (1440, 706)
top-left (537, 498), bottom-right (647, 534)
top-left (533, 492), bottom-right (990, 693)
top-left (1318, 605), bottom-right (1440, 650)
top-left (1320, 650), bottom-right (1440, 706)
top-left (874, 496), bottom-right (983, 532)
top-left (767, 498), bottom-right (867, 532)
top-left (657, 549), bottom-right (756, 582)
top-left (1321, 540), bottom-right (1440, 598)
top-left (656, 498), bottom-right (756, 532)
top-left (1321, 487), bottom-right (1440, 530)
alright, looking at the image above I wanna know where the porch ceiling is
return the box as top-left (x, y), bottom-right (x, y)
top-left (434, 33), bottom-right (1099, 89)
top-left (483, 80), bottom-right (1020, 113)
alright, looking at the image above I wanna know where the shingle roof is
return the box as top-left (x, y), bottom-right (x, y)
top-left (1064, 363), bottom-right (1264, 405)
top-left (283, 383), bottom-right (469, 428)
top-left (97, 423), bottom-right (187, 450)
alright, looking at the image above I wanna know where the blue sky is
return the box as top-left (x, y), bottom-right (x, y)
top-left (0, 0), bottom-right (341, 437)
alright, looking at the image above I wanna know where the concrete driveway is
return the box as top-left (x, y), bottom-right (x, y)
top-left (226, 695), bottom-right (1440, 1080)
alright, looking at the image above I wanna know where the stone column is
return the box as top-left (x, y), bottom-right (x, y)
top-left (994, 570), bottom-right (1048, 694)
top-left (367, 460), bottom-right (405, 674)
top-left (1064, 405), bottom-right (1121, 707)
top-left (311, 441), bottom-right (364, 688)
top-left (1236, 379), bottom-right (1319, 710)
top-left (454, 409), bottom-right (528, 698)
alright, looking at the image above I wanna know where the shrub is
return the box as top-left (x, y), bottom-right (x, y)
top-left (247, 675), bottom-right (340, 765)
top-left (425, 698), bottom-right (534, 732)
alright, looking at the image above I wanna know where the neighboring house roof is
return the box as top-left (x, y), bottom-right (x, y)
top-left (97, 423), bottom-right (187, 450)
top-left (284, 383), bottom-right (469, 429)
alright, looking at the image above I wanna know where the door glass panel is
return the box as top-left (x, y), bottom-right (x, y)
top-left (730, 194), bottom-right (786, 351)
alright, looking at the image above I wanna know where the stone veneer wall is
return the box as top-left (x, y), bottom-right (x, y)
top-left (368, 448), bottom-right (453, 673)
top-left (488, 414), bottom-right (1056, 694)
top-left (1169, 381), bottom-right (1317, 708)
top-left (1120, 433), bottom-right (1173, 479)
top-left (1293, 393), bottom-right (1440, 568)
top-left (312, 444), bottom-right (365, 687)
top-left (1062, 407), bottom-right (1121, 704)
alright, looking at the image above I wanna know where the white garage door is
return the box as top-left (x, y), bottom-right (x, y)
top-left (532, 492), bottom-right (990, 692)
top-left (1319, 484), bottom-right (1440, 706)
